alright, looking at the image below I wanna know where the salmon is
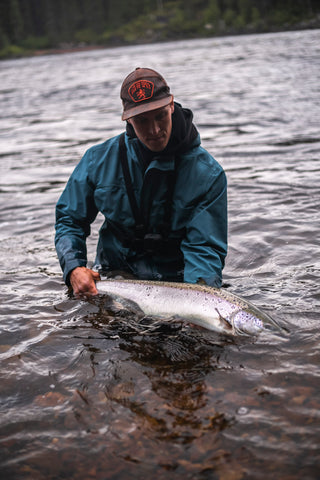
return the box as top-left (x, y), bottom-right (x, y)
top-left (96, 279), bottom-right (283, 336)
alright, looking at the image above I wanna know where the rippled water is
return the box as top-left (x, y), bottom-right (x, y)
top-left (1, 30), bottom-right (320, 479)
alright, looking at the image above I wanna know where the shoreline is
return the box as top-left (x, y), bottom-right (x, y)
top-left (32, 44), bottom-right (107, 57)
top-left (2, 22), bottom-right (319, 61)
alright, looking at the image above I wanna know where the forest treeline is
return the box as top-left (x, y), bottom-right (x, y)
top-left (0, 0), bottom-right (319, 58)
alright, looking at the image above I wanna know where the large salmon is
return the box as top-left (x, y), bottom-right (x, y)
top-left (96, 279), bottom-right (283, 336)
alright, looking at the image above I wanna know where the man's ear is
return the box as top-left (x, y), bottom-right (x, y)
top-left (170, 99), bottom-right (175, 114)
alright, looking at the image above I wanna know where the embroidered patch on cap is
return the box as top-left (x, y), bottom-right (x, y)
top-left (128, 80), bottom-right (154, 103)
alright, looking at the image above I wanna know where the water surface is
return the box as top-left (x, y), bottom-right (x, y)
top-left (0, 30), bottom-right (320, 479)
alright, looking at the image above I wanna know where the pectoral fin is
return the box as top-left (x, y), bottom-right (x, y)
top-left (215, 308), bottom-right (233, 331)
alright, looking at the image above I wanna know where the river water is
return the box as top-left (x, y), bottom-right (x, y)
top-left (0, 29), bottom-right (319, 479)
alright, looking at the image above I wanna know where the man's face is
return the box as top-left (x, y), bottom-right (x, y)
top-left (128, 102), bottom-right (174, 152)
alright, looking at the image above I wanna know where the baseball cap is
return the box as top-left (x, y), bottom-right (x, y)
top-left (121, 67), bottom-right (173, 121)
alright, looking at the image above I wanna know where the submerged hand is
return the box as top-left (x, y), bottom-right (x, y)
top-left (69, 267), bottom-right (100, 297)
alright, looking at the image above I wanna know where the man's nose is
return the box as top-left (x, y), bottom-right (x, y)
top-left (149, 120), bottom-right (161, 135)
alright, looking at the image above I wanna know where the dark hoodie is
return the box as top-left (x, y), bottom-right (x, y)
top-left (125, 103), bottom-right (199, 234)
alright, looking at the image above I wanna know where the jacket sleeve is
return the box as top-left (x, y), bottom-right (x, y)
top-left (181, 169), bottom-right (227, 287)
top-left (55, 149), bottom-right (98, 285)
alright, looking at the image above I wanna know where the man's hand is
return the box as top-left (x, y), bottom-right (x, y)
top-left (69, 267), bottom-right (101, 297)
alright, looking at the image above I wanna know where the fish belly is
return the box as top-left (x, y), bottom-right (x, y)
top-left (96, 280), bottom-right (225, 332)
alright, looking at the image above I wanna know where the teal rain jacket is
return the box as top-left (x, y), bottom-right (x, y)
top-left (55, 131), bottom-right (227, 287)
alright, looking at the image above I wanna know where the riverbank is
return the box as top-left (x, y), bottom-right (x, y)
top-left (1, 15), bottom-right (319, 61)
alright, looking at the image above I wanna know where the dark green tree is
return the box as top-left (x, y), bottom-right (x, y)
top-left (0, 0), bottom-right (319, 58)
top-left (203, 0), bottom-right (221, 29)
top-left (7, 0), bottom-right (24, 43)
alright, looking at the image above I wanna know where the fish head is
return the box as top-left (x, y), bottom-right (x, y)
top-left (228, 309), bottom-right (264, 335)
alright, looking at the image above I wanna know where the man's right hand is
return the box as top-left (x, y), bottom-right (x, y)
top-left (69, 267), bottom-right (101, 298)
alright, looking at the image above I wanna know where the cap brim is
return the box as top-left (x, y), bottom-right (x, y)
top-left (122, 95), bottom-right (173, 121)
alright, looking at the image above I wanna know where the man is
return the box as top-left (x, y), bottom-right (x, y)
top-left (55, 67), bottom-right (227, 297)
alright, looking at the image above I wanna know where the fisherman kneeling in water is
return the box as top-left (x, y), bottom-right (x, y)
top-left (55, 67), bottom-right (228, 297)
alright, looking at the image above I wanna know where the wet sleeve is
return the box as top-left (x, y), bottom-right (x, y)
top-left (55, 150), bottom-right (98, 285)
top-left (181, 169), bottom-right (228, 287)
